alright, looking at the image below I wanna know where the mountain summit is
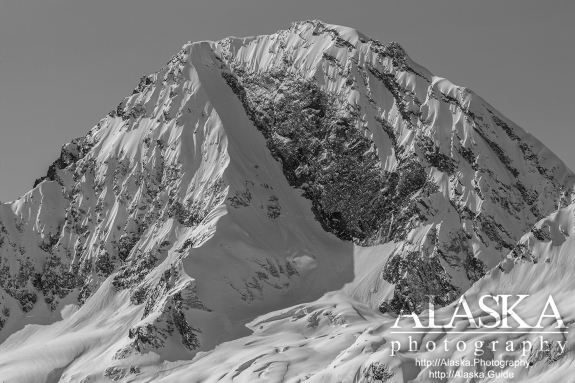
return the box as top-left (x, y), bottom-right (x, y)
top-left (0, 21), bottom-right (573, 382)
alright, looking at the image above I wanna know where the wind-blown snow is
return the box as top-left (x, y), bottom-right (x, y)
top-left (0, 20), bottom-right (573, 382)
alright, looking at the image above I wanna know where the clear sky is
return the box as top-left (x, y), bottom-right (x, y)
top-left (0, 0), bottom-right (573, 202)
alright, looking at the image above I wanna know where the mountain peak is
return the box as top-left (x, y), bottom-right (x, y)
top-left (0, 20), bottom-right (573, 382)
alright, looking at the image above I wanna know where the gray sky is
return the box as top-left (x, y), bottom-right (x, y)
top-left (1, 0), bottom-right (573, 202)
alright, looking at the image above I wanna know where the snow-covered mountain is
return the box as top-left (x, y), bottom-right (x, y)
top-left (0, 20), bottom-right (573, 382)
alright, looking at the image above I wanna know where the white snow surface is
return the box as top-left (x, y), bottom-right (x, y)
top-left (0, 20), bottom-right (573, 382)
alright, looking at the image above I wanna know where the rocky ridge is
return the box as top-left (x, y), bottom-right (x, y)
top-left (0, 20), bottom-right (572, 382)
top-left (215, 20), bottom-right (574, 313)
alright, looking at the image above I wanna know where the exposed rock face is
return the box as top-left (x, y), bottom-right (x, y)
top-left (0, 40), bottom-right (232, 351)
top-left (216, 20), bottom-right (574, 313)
top-left (0, 20), bottom-right (573, 382)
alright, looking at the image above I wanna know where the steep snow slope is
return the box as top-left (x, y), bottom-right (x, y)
top-left (215, 21), bottom-right (574, 313)
top-left (147, 202), bottom-right (575, 383)
top-left (0, 20), bottom-right (572, 382)
top-left (0, 38), bottom-right (356, 381)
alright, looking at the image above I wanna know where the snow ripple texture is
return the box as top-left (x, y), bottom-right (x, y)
top-left (0, 20), bottom-right (573, 382)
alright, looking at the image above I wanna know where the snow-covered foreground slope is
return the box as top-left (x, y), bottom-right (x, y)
top-left (0, 20), bottom-right (573, 382)
top-left (114, 205), bottom-right (575, 383)
top-left (145, 204), bottom-right (575, 383)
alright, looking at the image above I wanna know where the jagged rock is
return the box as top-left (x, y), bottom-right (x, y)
top-left (103, 366), bottom-right (126, 381)
top-left (0, 19), bottom-right (573, 382)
